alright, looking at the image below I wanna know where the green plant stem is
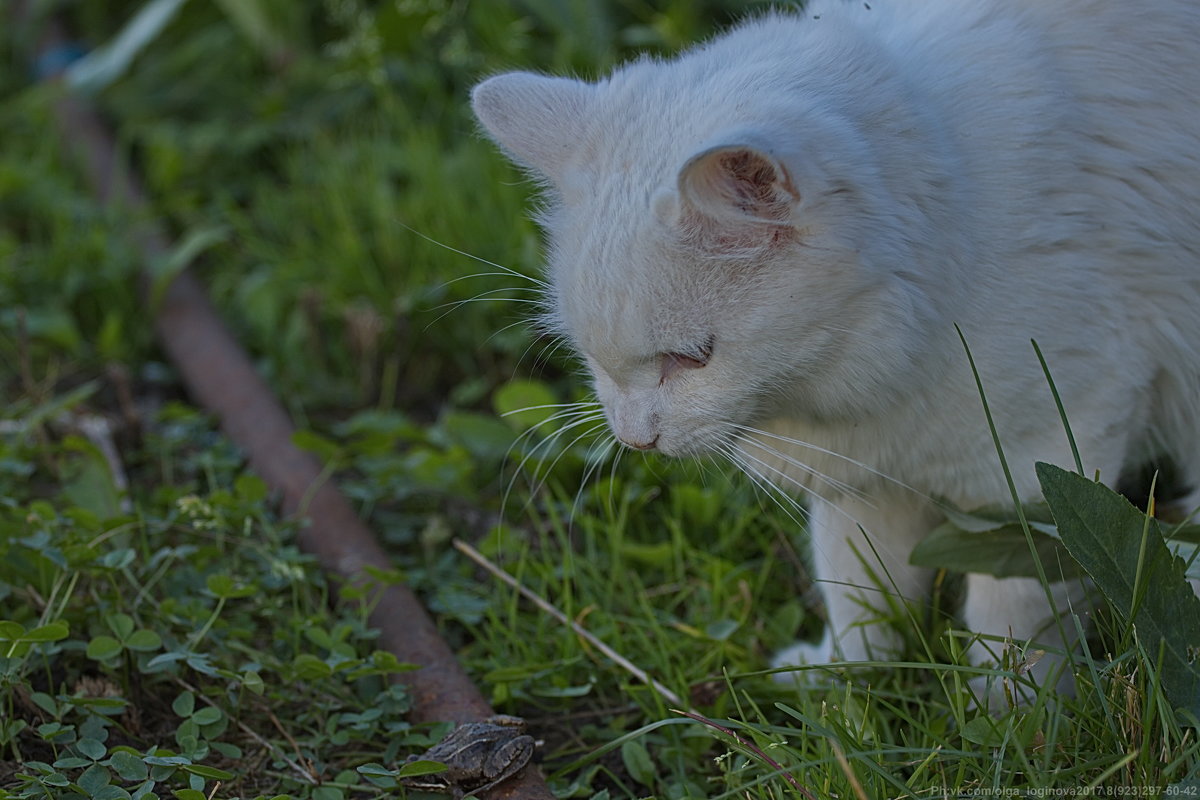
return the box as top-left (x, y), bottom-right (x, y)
top-left (189, 596), bottom-right (226, 649)
top-left (956, 326), bottom-right (1072, 671)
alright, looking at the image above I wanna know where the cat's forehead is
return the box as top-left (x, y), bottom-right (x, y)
top-left (548, 202), bottom-right (730, 363)
top-left (550, 206), bottom-right (663, 349)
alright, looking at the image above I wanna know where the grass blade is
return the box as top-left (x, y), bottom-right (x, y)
top-left (1036, 462), bottom-right (1200, 718)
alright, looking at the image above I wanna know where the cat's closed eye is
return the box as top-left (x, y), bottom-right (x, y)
top-left (660, 336), bottom-right (714, 383)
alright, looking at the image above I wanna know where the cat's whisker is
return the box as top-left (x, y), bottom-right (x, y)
top-left (723, 444), bottom-right (814, 520)
top-left (513, 332), bottom-right (577, 378)
top-left (730, 423), bottom-right (931, 502)
top-left (725, 426), bottom-right (872, 504)
top-left (607, 437), bottom-right (627, 512)
top-left (502, 405), bottom-right (605, 486)
top-left (500, 400), bottom-right (603, 419)
top-left (502, 406), bottom-right (603, 457)
top-left (396, 220), bottom-right (551, 290)
top-left (423, 293), bottom-right (545, 332)
top-left (433, 270), bottom-right (544, 291)
top-left (507, 407), bottom-right (606, 469)
top-left (503, 406), bottom-right (605, 472)
top-left (734, 434), bottom-right (873, 505)
top-left (502, 412), bottom-right (608, 514)
top-left (569, 434), bottom-right (619, 525)
top-left (428, 289), bottom-right (544, 312)
top-left (724, 443), bottom-right (885, 535)
top-left (718, 442), bottom-right (812, 530)
top-left (489, 318), bottom-right (550, 355)
top-left (523, 418), bottom-right (611, 503)
top-left (527, 336), bottom-right (575, 375)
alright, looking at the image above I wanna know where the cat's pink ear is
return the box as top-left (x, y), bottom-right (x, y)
top-left (677, 143), bottom-right (800, 228)
top-left (472, 72), bottom-right (594, 179)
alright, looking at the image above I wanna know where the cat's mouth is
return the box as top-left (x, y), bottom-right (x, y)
top-left (610, 419), bottom-right (739, 459)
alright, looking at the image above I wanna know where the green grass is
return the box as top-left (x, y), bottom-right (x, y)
top-left (2, 1), bottom-right (1198, 798)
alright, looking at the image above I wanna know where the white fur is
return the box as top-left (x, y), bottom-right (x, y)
top-left (472, 0), bottom-right (1200, 697)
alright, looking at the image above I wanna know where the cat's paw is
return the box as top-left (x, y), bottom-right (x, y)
top-left (965, 650), bottom-right (1076, 713)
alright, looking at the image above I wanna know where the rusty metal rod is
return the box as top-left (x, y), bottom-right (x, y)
top-left (20, 6), bottom-right (553, 798)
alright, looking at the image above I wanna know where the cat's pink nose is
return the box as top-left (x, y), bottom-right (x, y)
top-left (622, 434), bottom-right (659, 451)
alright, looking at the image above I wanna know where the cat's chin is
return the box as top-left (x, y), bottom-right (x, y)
top-left (648, 426), bottom-right (732, 459)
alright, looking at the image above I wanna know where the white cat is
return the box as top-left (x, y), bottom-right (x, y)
top-left (471, 0), bottom-right (1200, 698)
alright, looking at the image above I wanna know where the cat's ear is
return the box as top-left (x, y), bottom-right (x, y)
top-left (677, 141), bottom-right (800, 228)
top-left (471, 72), bottom-right (594, 178)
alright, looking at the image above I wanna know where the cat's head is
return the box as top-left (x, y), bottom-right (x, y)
top-left (472, 66), bottom-right (933, 457)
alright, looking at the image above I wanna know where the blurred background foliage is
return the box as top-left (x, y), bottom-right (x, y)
top-left (1, 0), bottom-right (767, 416)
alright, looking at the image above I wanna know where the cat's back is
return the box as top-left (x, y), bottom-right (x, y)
top-left (871, 0), bottom-right (1200, 285)
top-left (1017, 0), bottom-right (1200, 288)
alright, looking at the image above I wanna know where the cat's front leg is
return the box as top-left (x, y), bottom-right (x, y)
top-left (962, 573), bottom-right (1089, 705)
top-left (773, 492), bottom-right (938, 673)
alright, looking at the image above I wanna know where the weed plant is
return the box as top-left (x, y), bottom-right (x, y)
top-left (1, 2), bottom-right (1198, 798)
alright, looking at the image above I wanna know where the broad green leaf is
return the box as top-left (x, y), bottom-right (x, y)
top-left (394, 761), bottom-right (444, 778)
top-left (98, 549), bottom-right (136, 570)
top-left (210, 741), bottom-right (242, 759)
top-left (1166, 523), bottom-right (1200, 545)
top-left (24, 622), bottom-right (69, 642)
top-left (190, 707), bottom-right (221, 726)
top-left (180, 764), bottom-right (234, 780)
top-left (77, 738), bottom-right (108, 760)
top-left (704, 619), bottom-right (740, 642)
top-left (910, 520), bottom-right (1081, 580)
top-left (171, 693), bottom-right (195, 718)
top-left (4, 307), bottom-right (83, 354)
top-left (42, 771), bottom-right (71, 787)
top-left (146, 651), bottom-right (189, 669)
top-left (1174, 541), bottom-right (1200, 582)
top-left (291, 430), bottom-right (342, 462)
top-left (106, 614), bottom-right (135, 641)
top-left (108, 751), bottom-right (148, 782)
top-left (61, 439), bottom-right (123, 520)
top-left (170, 790), bottom-right (207, 800)
top-left (940, 502), bottom-right (1059, 535)
top-left (30, 692), bottom-right (58, 716)
top-left (620, 739), bottom-right (656, 788)
top-left (86, 636), bottom-right (123, 661)
top-left (357, 763), bottom-right (400, 777)
top-left (291, 654), bottom-right (333, 680)
top-left (0, 621), bottom-right (25, 640)
top-left (0, 718), bottom-right (27, 744)
top-left (960, 716), bottom-right (1004, 747)
top-left (1037, 463), bottom-right (1200, 717)
top-left (368, 650), bottom-right (416, 673)
top-left (131, 780), bottom-right (158, 800)
top-left (77, 764), bottom-right (112, 795)
top-left (234, 474), bottom-right (268, 503)
top-left (241, 670), bottom-right (265, 694)
top-left (205, 574), bottom-right (255, 599)
top-left (125, 630), bottom-right (162, 652)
